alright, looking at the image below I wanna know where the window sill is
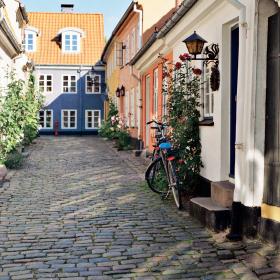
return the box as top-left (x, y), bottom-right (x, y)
top-left (199, 118), bottom-right (214, 126)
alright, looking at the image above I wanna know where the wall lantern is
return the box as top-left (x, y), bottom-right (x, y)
top-left (183, 31), bottom-right (220, 91)
top-left (116, 87), bottom-right (120, 98)
top-left (120, 85), bottom-right (125, 96)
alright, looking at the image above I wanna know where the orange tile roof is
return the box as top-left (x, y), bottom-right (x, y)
top-left (26, 12), bottom-right (104, 65)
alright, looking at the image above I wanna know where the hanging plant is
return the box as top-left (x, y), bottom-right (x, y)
top-left (210, 63), bottom-right (220, 91)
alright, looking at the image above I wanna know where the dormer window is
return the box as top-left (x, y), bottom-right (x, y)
top-left (58, 28), bottom-right (85, 53)
top-left (63, 31), bottom-right (79, 52)
top-left (24, 27), bottom-right (39, 52)
top-left (26, 32), bottom-right (35, 51)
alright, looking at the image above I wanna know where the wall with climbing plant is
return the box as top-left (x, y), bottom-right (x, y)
top-left (0, 72), bottom-right (44, 164)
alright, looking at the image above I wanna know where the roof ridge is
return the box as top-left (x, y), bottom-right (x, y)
top-left (28, 12), bottom-right (103, 16)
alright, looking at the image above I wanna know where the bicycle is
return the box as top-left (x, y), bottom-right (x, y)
top-left (145, 120), bottom-right (182, 209)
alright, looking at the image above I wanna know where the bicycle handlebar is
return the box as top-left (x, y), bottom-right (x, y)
top-left (146, 120), bottom-right (167, 126)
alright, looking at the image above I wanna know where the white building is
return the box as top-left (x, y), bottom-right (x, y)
top-left (0, 0), bottom-right (29, 91)
top-left (133, 0), bottom-right (280, 243)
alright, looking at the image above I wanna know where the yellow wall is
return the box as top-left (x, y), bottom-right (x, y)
top-left (138, 0), bottom-right (177, 32)
top-left (104, 40), bottom-right (120, 118)
top-left (261, 204), bottom-right (280, 222)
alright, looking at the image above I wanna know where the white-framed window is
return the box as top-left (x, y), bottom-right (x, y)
top-left (130, 29), bottom-right (135, 58)
top-left (130, 88), bottom-right (135, 127)
top-left (62, 31), bottom-right (80, 52)
top-left (203, 67), bottom-right (214, 117)
top-left (85, 110), bottom-right (101, 129)
top-left (125, 91), bottom-right (129, 126)
top-left (153, 68), bottom-right (159, 119)
top-left (62, 75), bottom-right (77, 93)
top-left (125, 35), bottom-right (130, 64)
top-left (136, 84), bottom-right (140, 128)
top-left (61, 110), bottom-right (77, 129)
top-left (39, 75), bottom-right (52, 93)
top-left (39, 110), bottom-right (53, 129)
top-left (86, 75), bottom-right (101, 94)
top-left (24, 30), bottom-right (36, 52)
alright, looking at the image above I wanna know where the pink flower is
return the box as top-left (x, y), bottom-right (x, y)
top-left (179, 53), bottom-right (191, 61)
top-left (192, 68), bottom-right (202, 75)
top-left (175, 62), bottom-right (182, 70)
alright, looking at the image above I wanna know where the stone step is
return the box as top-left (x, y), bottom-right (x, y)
top-left (211, 181), bottom-right (235, 208)
top-left (189, 197), bottom-right (231, 232)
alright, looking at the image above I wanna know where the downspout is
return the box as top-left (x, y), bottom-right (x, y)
top-left (133, 3), bottom-right (143, 141)
top-left (134, 3), bottom-right (143, 50)
top-left (225, 0), bottom-right (248, 241)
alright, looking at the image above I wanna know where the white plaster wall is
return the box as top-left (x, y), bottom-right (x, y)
top-left (4, 0), bottom-right (23, 43)
top-left (170, 0), bottom-right (240, 182)
top-left (0, 0), bottom-right (28, 92)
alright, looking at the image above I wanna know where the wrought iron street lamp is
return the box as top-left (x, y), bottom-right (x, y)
top-left (183, 31), bottom-right (220, 91)
top-left (183, 31), bottom-right (219, 65)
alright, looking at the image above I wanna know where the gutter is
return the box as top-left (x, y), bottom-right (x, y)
top-left (157, 0), bottom-right (198, 39)
top-left (130, 0), bottom-right (197, 65)
top-left (101, 1), bottom-right (137, 62)
top-left (0, 14), bottom-right (22, 56)
top-left (130, 32), bottom-right (157, 65)
top-left (19, 3), bottom-right (28, 23)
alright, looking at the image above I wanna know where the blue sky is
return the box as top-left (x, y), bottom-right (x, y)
top-left (22, 0), bottom-right (132, 39)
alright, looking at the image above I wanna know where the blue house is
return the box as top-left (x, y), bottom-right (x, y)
top-left (25, 5), bottom-right (106, 134)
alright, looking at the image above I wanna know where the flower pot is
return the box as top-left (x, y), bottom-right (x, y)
top-left (0, 164), bottom-right (8, 181)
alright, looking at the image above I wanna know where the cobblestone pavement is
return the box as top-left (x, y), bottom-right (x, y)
top-left (0, 136), bottom-right (279, 280)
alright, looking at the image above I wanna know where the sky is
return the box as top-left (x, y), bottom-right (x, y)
top-left (22, 0), bottom-right (132, 39)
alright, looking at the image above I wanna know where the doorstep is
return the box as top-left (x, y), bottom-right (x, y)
top-left (189, 197), bottom-right (231, 232)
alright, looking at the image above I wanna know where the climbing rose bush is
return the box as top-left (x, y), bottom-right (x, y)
top-left (162, 54), bottom-right (203, 191)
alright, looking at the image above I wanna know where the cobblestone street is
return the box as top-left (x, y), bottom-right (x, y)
top-left (0, 136), bottom-right (279, 280)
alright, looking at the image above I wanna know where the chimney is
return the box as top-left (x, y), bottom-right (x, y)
top-left (175, 0), bottom-right (183, 7)
top-left (61, 4), bottom-right (74, 13)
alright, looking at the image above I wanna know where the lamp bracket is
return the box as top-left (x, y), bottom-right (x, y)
top-left (188, 43), bottom-right (219, 66)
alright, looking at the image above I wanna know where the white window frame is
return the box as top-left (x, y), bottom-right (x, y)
top-left (61, 110), bottom-right (77, 129)
top-left (85, 74), bottom-right (101, 94)
top-left (125, 35), bottom-right (130, 64)
top-left (130, 28), bottom-right (135, 58)
top-left (202, 66), bottom-right (214, 118)
top-left (130, 88), bottom-right (135, 127)
top-left (85, 110), bottom-right (101, 129)
top-left (38, 74), bottom-right (53, 93)
top-left (39, 110), bottom-right (53, 129)
top-left (125, 91), bottom-right (129, 127)
top-left (62, 75), bottom-right (77, 93)
top-left (24, 30), bottom-right (36, 52)
top-left (153, 68), bottom-right (159, 119)
top-left (62, 31), bottom-right (81, 53)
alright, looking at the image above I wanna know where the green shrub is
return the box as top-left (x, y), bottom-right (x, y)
top-left (4, 150), bottom-right (24, 169)
top-left (23, 125), bottom-right (38, 145)
top-left (115, 129), bottom-right (131, 150)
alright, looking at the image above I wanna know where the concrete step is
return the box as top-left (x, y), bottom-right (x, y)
top-left (189, 197), bottom-right (231, 232)
top-left (211, 181), bottom-right (235, 208)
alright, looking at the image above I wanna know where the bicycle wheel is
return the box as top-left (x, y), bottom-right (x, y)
top-left (167, 160), bottom-right (182, 209)
top-left (145, 157), bottom-right (169, 195)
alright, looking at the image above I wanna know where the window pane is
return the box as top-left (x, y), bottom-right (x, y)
top-left (211, 93), bottom-right (214, 114)
top-left (71, 76), bottom-right (76, 81)
top-left (205, 95), bottom-right (209, 115)
top-left (70, 111), bottom-right (76, 117)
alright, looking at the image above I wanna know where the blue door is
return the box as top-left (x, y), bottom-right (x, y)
top-left (230, 27), bottom-right (239, 178)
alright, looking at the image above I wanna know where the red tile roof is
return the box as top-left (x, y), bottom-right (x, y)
top-left (26, 12), bottom-right (104, 65)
